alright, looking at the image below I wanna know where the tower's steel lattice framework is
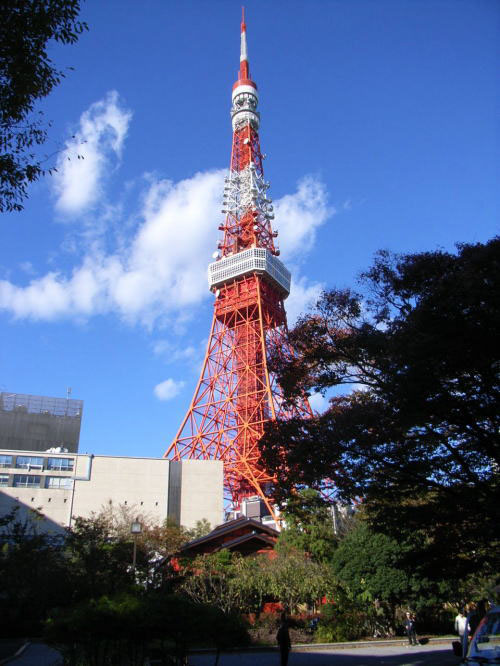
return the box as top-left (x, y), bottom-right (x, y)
top-left (164, 14), bottom-right (312, 519)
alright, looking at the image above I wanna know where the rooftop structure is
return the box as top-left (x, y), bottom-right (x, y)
top-left (177, 516), bottom-right (279, 559)
top-left (0, 392), bottom-right (83, 453)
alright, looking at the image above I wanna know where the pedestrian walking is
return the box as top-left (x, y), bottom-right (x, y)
top-left (404, 611), bottom-right (418, 646)
top-left (455, 608), bottom-right (467, 638)
top-left (276, 613), bottom-right (292, 666)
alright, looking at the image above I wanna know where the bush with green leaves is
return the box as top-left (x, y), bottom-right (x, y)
top-left (315, 600), bottom-right (369, 643)
top-left (45, 592), bottom-right (249, 665)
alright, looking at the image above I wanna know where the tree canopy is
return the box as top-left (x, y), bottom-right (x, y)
top-left (276, 488), bottom-right (339, 563)
top-left (0, 0), bottom-right (87, 212)
top-left (260, 238), bottom-right (500, 575)
top-left (331, 518), bottom-right (411, 610)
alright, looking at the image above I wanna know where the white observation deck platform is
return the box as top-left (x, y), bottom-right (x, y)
top-left (208, 247), bottom-right (291, 297)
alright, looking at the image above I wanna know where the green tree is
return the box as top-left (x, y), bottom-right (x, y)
top-left (260, 238), bottom-right (500, 577)
top-left (98, 502), bottom-right (193, 560)
top-left (0, 507), bottom-right (69, 636)
top-left (0, 0), bottom-right (87, 212)
top-left (182, 551), bottom-right (249, 615)
top-left (262, 551), bottom-right (333, 614)
top-left (277, 489), bottom-right (338, 563)
top-left (181, 550), bottom-right (332, 617)
top-left (45, 591), bottom-right (249, 666)
top-left (330, 517), bottom-right (412, 633)
top-left (186, 518), bottom-right (212, 539)
top-left (65, 514), bottom-right (133, 602)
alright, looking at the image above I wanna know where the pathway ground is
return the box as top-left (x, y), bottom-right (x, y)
top-left (2, 638), bottom-right (458, 665)
top-left (0, 643), bottom-right (62, 665)
top-left (190, 641), bottom-right (458, 666)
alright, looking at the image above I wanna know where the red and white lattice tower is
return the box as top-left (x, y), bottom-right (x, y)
top-left (164, 12), bottom-right (312, 520)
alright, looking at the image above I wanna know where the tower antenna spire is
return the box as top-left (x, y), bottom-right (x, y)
top-left (239, 6), bottom-right (250, 81)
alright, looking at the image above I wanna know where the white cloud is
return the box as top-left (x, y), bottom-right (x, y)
top-left (153, 339), bottom-right (198, 364)
top-left (19, 262), bottom-right (36, 275)
top-left (285, 274), bottom-right (323, 326)
top-left (53, 91), bottom-right (132, 215)
top-left (0, 170), bottom-right (225, 324)
top-left (153, 378), bottom-right (185, 401)
top-left (0, 92), bottom-right (334, 328)
top-left (0, 171), bottom-right (331, 326)
top-left (274, 176), bottom-right (334, 263)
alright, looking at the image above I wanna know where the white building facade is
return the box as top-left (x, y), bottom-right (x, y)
top-left (0, 449), bottom-right (223, 534)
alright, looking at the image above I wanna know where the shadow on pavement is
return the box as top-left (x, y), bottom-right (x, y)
top-left (191, 644), bottom-right (457, 665)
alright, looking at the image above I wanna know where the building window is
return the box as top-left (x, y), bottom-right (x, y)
top-left (15, 456), bottom-right (44, 470)
top-left (0, 455), bottom-right (13, 468)
top-left (0, 474), bottom-right (8, 486)
top-left (13, 475), bottom-right (41, 488)
top-left (47, 457), bottom-right (74, 472)
top-left (46, 476), bottom-right (73, 490)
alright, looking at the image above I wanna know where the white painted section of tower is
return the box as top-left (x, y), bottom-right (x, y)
top-left (208, 247), bottom-right (291, 296)
top-left (222, 165), bottom-right (272, 221)
top-left (231, 87), bottom-right (259, 131)
top-left (240, 28), bottom-right (248, 62)
top-left (231, 84), bottom-right (258, 102)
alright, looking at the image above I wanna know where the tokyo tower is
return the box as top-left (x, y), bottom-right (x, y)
top-left (164, 12), bottom-right (312, 520)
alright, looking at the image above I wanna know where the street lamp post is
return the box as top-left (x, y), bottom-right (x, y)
top-left (130, 519), bottom-right (142, 570)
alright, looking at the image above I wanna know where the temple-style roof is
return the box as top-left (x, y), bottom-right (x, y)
top-left (179, 516), bottom-right (279, 557)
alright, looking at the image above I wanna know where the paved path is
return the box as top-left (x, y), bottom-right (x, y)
top-left (4, 643), bottom-right (62, 665)
top-left (190, 642), bottom-right (457, 666)
top-left (4, 640), bottom-right (457, 666)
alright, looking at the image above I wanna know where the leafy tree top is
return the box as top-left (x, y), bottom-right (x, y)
top-left (277, 488), bottom-right (339, 563)
top-left (260, 238), bottom-right (500, 576)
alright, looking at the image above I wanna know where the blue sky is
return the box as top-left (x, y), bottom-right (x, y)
top-left (1, 0), bottom-right (498, 458)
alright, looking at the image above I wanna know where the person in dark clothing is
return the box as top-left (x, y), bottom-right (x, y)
top-left (468, 600), bottom-right (488, 636)
top-left (276, 614), bottom-right (292, 666)
top-left (404, 611), bottom-right (418, 646)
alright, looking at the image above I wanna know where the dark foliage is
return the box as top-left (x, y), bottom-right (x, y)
top-left (65, 515), bottom-right (134, 602)
top-left (260, 238), bottom-right (500, 577)
top-left (0, 508), bottom-right (69, 636)
top-left (45, 592), bottom-right (249, 665)
top-left (0, 0), bottom-right (87, 212)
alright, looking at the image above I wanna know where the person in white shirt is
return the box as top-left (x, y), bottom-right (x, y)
top-left (455, 608), bottom-right (467, 638)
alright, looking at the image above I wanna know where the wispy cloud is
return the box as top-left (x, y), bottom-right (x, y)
top-left (0, 93), bottom-right (334, 329)
top-left (153, 378), bottom-right (185, 401)
top-left (285, 275), bottom-right (323, 325)
top-left (152, 339), bottom-right (199, 364)
top-left (19, 262), bottom-right (36, 276)
top-left (53, 91), bottom-right (132, 215)
top-left (275, 176), bottom-right (334, 263)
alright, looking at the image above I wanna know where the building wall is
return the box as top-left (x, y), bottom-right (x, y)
top-left (179, 459), bottom-right (224, 529)
top-left (0, 392), bottom-right (83, 453)
top-left (0, 450), bottom-right (223, 534)
top-left (71, 455), bottom-right (172, 526)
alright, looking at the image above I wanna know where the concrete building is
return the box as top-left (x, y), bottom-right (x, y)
top-left (0, 392), bottom-right (83, 453)
top-left (0, 449), bottom-right (223, 534)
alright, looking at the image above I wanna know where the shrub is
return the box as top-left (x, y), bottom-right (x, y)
top-left (314, 603), bottom-right (367, 643)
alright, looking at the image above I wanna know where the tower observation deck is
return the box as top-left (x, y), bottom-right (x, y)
top-left (164, 12), bottom-right (312, 521)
